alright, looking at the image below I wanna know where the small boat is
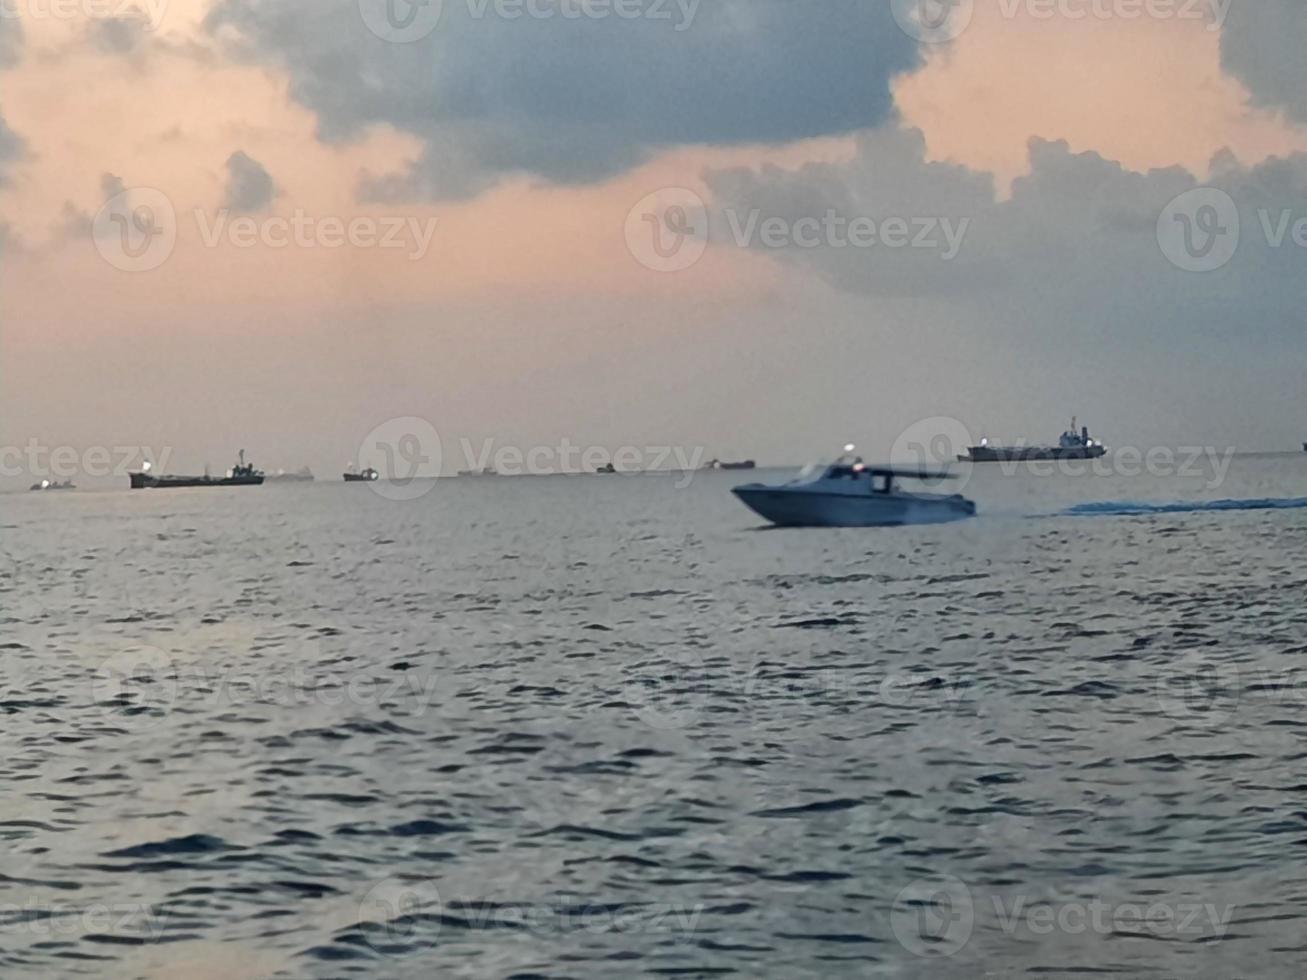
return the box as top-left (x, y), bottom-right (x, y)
top-left (129, 451), bottom-right (264, 489)
top-left (596, 463), bottom-right (618, 474)
top-left (457, 468), bottom-right (499, 478)
top-left (705, 459), bottom-right (758, 471)
top-left (343, 466), bottom-right (380, 482)
top-left (959, 418), bottom-right (1106, 462)
top-left (30, 479), bottom-right (76, 491)
top-left (733, 446), bottom-right (976, 528)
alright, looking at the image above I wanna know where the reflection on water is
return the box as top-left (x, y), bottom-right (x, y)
top-left (3, 455), bottom-right (1307, 977)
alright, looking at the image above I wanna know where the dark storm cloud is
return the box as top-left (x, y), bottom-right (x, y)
top-left (1220, 1), bottom-right (1307, 123)
top-left (222, 150), bottom-right (278, 213)
top-left (0, 114), bottom-right (23, 184)
top-left (706, 128), bottom-right (1307, 342)
top-left (0, 13), bottom-right (21, 68)
top-left (87, 12), bottom-right (152, 56)
top-left (204, 0), bottom-right (922, 199)
top-left (0, 13), bottom-right (22, 188)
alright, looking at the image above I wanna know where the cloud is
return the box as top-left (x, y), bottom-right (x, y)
top-left (101, 172), bottom-right (127, 201)
top-left (51, 200), bottom-right (93, 242)
top-left (0, 114), bottom-right (23, 184)
top-left (0, 13), bottom-right (21, 187)
top-left (0, 14), bottom-right (21, 69)
top-left (706, 127), bottom-right (1307, 346)
top-left (222, 150), bottom-right (278, 213)
top-left (86, 12), bottom-right (153, 57)
top-left (1220, 1), bottom-right (1307, 122)
top-left (205, 0), bottom-right (922, 199)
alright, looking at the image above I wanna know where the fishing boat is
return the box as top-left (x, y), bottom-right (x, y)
top-left (732, 446), bottom-right (976, 528)
top-left (128, 451), bottom-right (264, 489)
top-left (343, 466), bottom-right (380, 482)
top-left (29, 479), bottom-right (76, 491)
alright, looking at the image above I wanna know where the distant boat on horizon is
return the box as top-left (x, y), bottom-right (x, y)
top-left (129, 451), bottom-right (264, 489)
top-left (705, 458), bottom-right (757, 471)
top-left (30, 479), bottom-right (76, 492)
top-left (959, 419), bottom-right (1107, 463)
top-left (343, 466), bottom-right (380, 482)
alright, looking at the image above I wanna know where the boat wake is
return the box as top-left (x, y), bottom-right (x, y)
top-left (1065, 497), bottom-right (1307, 517)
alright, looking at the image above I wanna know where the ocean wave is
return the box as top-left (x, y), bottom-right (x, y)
top-left (1065, 497), bottom-right (1307, 517)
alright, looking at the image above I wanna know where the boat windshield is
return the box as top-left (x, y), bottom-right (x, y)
top-left (791, 462), bottom-right (826, 484)
top-left (790, 459), bottom-right (870, 484)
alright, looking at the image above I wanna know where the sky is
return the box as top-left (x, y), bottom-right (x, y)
top-left (2, 0), bottom-right (1307, 483)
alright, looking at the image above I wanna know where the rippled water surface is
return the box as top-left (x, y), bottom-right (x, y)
top-left (4, 455), bottom-right (1307, 978)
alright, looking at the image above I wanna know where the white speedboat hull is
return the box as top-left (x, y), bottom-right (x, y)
top-left (733, 485), bottom-right (975, 528)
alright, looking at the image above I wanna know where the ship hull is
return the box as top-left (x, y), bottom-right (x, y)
top-left (733, 487), bottom-right (975, 528)
top-left (129, 473), bottom-right (264, 489)
top-left (342, 474), bottom-right (378, 483)
top-left (959, 446), bottom-right (1107, 463)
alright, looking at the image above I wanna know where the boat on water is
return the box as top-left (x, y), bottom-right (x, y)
top-left (343, 466), bottom-right (380, 483)
top-left (732, 446), bottom-right (976, 528)
top-left (457, 468), bottom-right (499, 478)
top-left (267, 467), bottom-right (315, 483)
top-left (30, 479), bottom-right (76, 491)
top-left (129, 451), bottom-right (264, 489)
top-left (959, 419), bottom-right (1107, 462)
top-left (705, 458), bottom-right (757, 471)
top-left (596, 463), bottom-right (618, 474)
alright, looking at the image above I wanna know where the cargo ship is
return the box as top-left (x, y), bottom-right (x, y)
top-left (959, 419), bottom-right (1106, 462)
top-left (129, 451), bottom-right (264, 489)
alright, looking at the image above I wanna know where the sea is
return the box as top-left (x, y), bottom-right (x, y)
top-left (3, 452), bottom-right (1307, 979)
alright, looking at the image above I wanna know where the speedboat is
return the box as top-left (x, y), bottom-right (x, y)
top-left (732, 446), bottom-right (976, 528)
